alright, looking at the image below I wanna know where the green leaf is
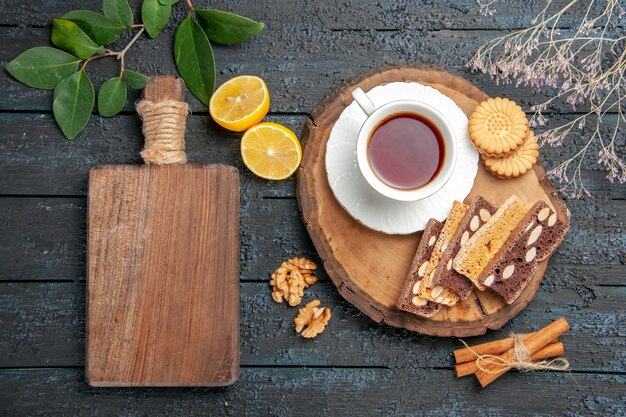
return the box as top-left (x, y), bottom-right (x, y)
top-left (103, 0), bottom-right (133, 27)
top-left (174, 16), bottom-right (215, 106)
top-left (123, 70), bottom-right (150, 89)
top-left (62, 10), bottom-right (125, 45)
top-left (5, 47), bottom-right (81, 89)
top-left (159, 0), bottom-right (179, 5)
top-left (142, 0), bottom-right (172, 38)
top-left (195, 9), bottom-right (263, 45)
top-left (98, 76), bottom-right (127, 117)
top-left (51, 19), bottom-right (105, 59)
top-left (53, 70), bottom-right (95, 139)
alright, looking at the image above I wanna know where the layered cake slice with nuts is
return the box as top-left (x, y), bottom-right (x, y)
top-left (525, 202), bottom-right (569, 262)
top-left (430, 196), bottom-right (497, 299)
top-left (417, 200), bottom-right (468, 306)
top-left (397, 219), bottom-right (444, 318)
top-left (452, 195), bottom-right (528, 290)
top-left (482, 200), bottom-right (570, 303)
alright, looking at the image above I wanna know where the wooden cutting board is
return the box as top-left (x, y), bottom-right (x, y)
top-left (296, 65), bottom-right (569, 337)
top-left (86, 76), bottom-right (240, 386)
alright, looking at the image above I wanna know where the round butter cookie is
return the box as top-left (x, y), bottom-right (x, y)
top-left (468, 97), bottom-right (528, 157)
top-left (483, 130), bottom-right (539, 179)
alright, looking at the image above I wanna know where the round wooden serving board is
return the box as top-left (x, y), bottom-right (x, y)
top-left (296, 65), bottom-right (569, 337)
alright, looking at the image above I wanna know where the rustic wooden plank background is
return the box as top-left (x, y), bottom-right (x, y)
top-left (0, 0), bottom-right (624, 415)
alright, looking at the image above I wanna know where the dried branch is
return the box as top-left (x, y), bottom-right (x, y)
top-left (469, 0), bottom-right (625, 197)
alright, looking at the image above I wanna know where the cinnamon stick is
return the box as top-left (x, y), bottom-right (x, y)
top-left (454, 335), bottom-right (557, 365)
top-left (475, 317), bottom-right (569, 387)
top-left (454, 332), bottom-right (537, 363)
top-left (455, 341), bottom-right (565, 377)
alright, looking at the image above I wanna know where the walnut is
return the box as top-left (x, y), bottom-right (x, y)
top-left (269, 257), bottom-right (318, 306)
top-left (288, 257), bottom-right (317, 271)
top-left (294, 300), bottom-right (331, 338)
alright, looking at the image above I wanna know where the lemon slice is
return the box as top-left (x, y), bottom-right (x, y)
top-left (209, 75), bottom-right (270, 132)
top-left (240, 122), bottom-right (302, 180)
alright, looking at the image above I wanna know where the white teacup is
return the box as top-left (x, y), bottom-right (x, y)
top-left (351, 87), bottom-right (458, 202)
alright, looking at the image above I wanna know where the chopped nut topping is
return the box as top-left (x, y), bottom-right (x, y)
top-left (502, 265), bottom-right (515, 279)
top-left (412, 296), bottom-right (428, 306)
top-left (527, 225), bottom-right (543, 246)
top-left (484, 275), bottom-right (495, 287)
top-left (294, 300), bottom-right (331, 338)
top-left (525, 247), bottom-right (537, 262)
top-left (431, 285), bottom-right (444, 298)
top-left (418, 261), bottom-right (428, 277)
top-left (524, 221), bottom-right (535, 232)
top-left (547, 213), bottom-right (557, 227)
top-left (537, 207), bottom-right (551, 221)
top-left (470, 215), bottom-right (480, 232)
top-left (269, 257), bottom-right (318, 306)
top-left (460, 231), bottom-right (470, 247)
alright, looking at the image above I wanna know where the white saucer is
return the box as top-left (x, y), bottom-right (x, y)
top-left (325, 82), bottom-right (479, 234)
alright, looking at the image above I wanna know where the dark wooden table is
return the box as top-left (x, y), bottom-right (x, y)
top-left (1, 1), bottom-right (624, 415)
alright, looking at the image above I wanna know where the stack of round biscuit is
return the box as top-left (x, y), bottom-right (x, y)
top-left (468, 97), bottom-right (539, 179)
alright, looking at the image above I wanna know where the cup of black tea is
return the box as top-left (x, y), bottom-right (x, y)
top-left (351, 87), bottom-right (458, 201)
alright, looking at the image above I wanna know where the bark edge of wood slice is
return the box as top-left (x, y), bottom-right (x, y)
top-left (296, 64), bottom-right (569, 337)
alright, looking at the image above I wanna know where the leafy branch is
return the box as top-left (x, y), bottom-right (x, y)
top-left (6, 0), bottom-right (264, 139)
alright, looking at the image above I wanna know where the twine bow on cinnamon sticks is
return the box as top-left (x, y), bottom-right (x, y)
top-left (454, 317), bottom-right (570, 387)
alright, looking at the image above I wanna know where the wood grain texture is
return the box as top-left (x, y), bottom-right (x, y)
top-left (0, 195), bottom-right (622, 286)
top-left (143, 75), bottom-right (186, 102)
top-left (87, 164), bottom-right (240, 386)
top-left (297, 64), bottom-right (570, 337)
top-left (3, 282), bottom-right (625, 372)
top-left (1, 368), bottom-right (625, 417)
top-left (0, 112), bottom-right (621, 199)
top-left (86, 75), bottom-right (239, 387)
top-left (4, 26), bottom-right (623, 115)
top-left (0, 0), bottom-right (624, 414)
top-left (0, 0), bottom-right (602, 29)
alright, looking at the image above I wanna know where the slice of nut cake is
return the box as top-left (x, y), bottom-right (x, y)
top-left (431, 196), bottom-right (497, 299)
top-left (417, 201), bottom-right (468, 306)
top-left (482, 200), bottom-right (569, 304)
top-left (453, 195), bottom-right (527, 290)
top-left (396, 219), bottom-right (443, 318)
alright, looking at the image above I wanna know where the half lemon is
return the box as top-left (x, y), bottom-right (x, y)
top-left (240, 122), bottom-right (302, 180)
top-left (209, 75), bottom-right (270, 132)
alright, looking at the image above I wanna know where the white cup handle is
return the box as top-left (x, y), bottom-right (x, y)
top-left (351, 88), bottom-right (377, 116)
